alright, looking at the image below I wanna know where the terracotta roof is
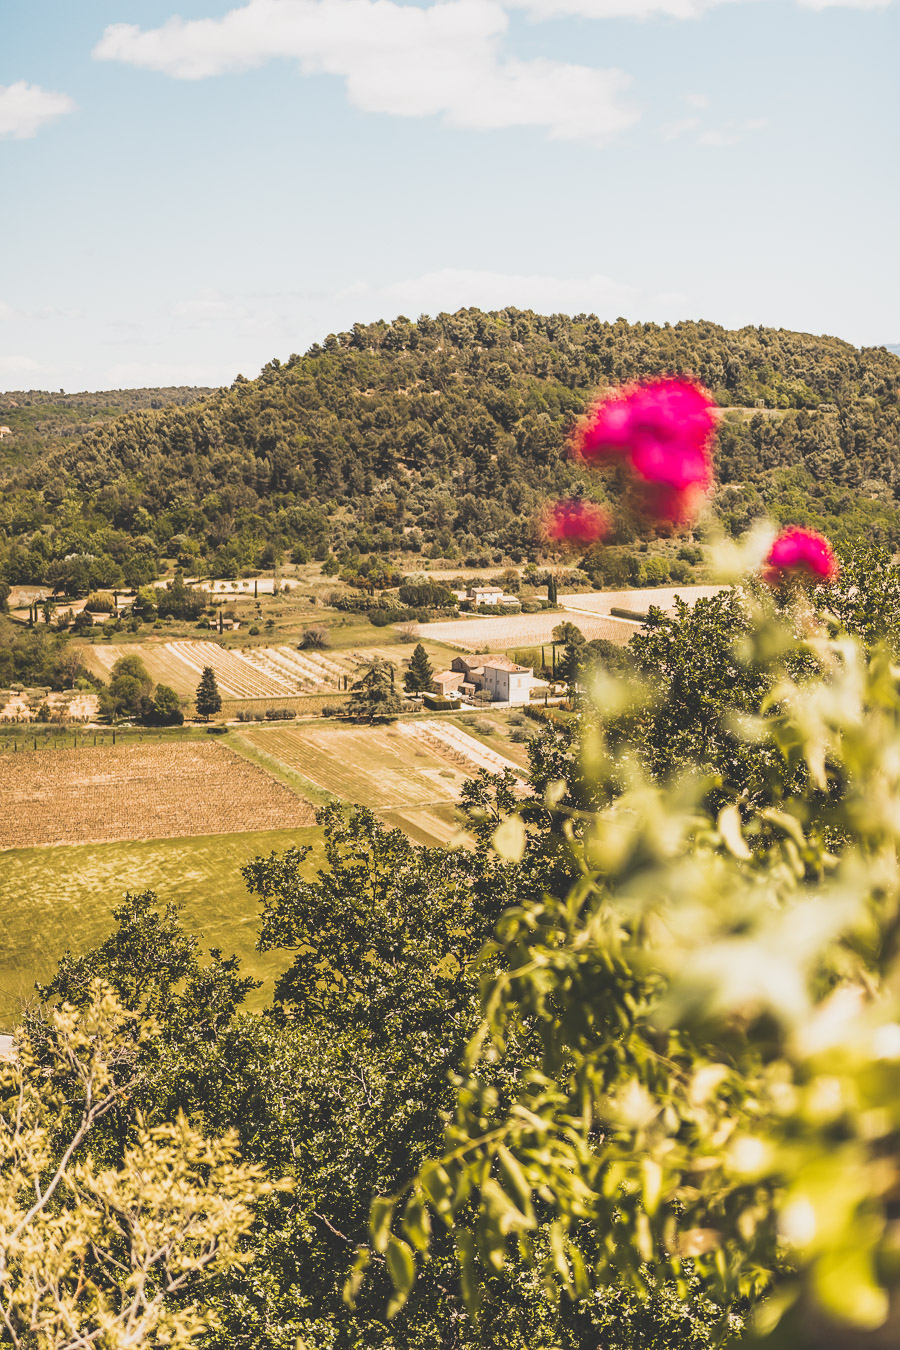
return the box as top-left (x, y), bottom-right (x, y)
top-left (483, 657), bottom-right (529, 672)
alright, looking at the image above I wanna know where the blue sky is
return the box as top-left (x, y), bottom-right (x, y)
top-left (1, 0), bottom-right (897, 391)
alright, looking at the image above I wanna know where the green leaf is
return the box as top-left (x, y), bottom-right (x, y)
top-left (717, 804), bottom-right (752, 861)
top-left (403, 1192), bottom-right (432, 1253)
top-left (455, 1229), bottom-right (483, 1315)
top-left (640, 1157), bottom-right (663, 1216)
top-left (369, 1196), bottom-right (395, 1255)
top-left (342, 1246), bottom-right (371, 1309)
top-left (492, 814), bottom-right (526, 862)
top-left (496, 1144), bottom-right (534, 1218)
top-left (812, 1245), bottom-right (889, 1330)
top-left (419, 1163), bottom-right (453, 1217)
top-left (385, 1236), bottom-right (416, 1306)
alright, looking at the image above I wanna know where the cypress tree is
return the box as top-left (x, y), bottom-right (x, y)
top-left (404, 643), bottom-right (434, 694)
top-left (195, 666), bottom-right (222, 721)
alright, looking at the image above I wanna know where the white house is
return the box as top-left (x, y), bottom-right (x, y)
top-left (467, 586), bottom-right (505, 606)
top-left (481, 657), bottom-right (537, 705)
top-left (0, 426), bottom-right (12, 440)
top-left (447, 653), bottom-right (543, 705)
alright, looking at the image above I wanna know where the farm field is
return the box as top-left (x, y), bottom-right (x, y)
top-left (79, 638), bottom-right (359, 700)
top-left (447, 711), bottom-right (533, 770)
top-left (235, 719), bottom-right (526, 843)
top-left (407, 610), bottom-right (641, 650)
top-left (0, 688), bottom-right (99, 724)
top-left (0, 826), bottom-right (323, 1030)
top-left (77, 638), bottom-right (452, 703)
top-left (0, 741), bottom-right (315, 849)
top-left (558, 584), bottom-right (724, 616)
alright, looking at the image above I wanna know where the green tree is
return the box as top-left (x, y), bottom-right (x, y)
top-left (552, 620), bottom-right (588, 684)
top-left (102, 653), bottom-right (153, 720)
top-left (348, 656), bottom-right (402, 722)
top-left (157, 570), bottom-right (207, 621)
top-left (403, 642), bottom-right (434, 693)
top-left (150, 683), bottom-right (184, 725)
top-left (195, 665), bottom-right (222, 720)
top-left (1, 983), bottom-right (282, 1350)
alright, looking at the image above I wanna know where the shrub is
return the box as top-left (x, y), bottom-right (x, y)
top-left (299, 626), bottom-right (329, 649)
top-left (83, 592), bottom-right (115, 614)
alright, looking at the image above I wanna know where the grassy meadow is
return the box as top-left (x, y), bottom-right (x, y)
top-left (0, 825), bottom-right (323, 1030)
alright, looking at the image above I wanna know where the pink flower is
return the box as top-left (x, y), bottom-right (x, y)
top-left (575, 378), bottom-right (717, 524)
top-left (763, 528), bottom-right (839, 587)
top-left (540, 499), bottom-right (610, 547)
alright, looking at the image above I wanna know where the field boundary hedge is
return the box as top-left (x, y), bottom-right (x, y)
top-left (219, 693), bottom-right (348, 718)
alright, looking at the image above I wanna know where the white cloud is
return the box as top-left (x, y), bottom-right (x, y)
top-left (799, 0), bottom-right (894, 7)
top-left (0, 302), bottom-right (16, 321)
top-left (698, 128), bottom-right (739, 146)
top-left (94, 0), bottom-right (637, 143)
top-left (662, 105), bottom-right (768, 146)
top-left (505, 0), bottom-right (729, 16)
top-left (662, 115), bottom-right (702, 140)
top-left (505, 0), bottom-right (894, 19)
top-left (0, 355), bottom-right (41, 375)
top-left (0, 82), bottom-right (75, 141)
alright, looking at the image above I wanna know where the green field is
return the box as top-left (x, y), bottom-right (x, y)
top-left (0, 826), bottom-right (323, 1030)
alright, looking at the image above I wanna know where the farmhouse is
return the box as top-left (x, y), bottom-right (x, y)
top-left (432, 670), bottom-right (464, 695)
top-left (466, 585), bottom-right (518, 607)
top-left (444, 653), bottom-right (543, 706)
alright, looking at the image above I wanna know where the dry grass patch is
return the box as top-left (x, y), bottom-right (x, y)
top-left (235, 723), bottom-right (470, 810)
top-left (0, 741), bottom-right (315, 849)
top-left (407, 611), bottom-right (641, 650)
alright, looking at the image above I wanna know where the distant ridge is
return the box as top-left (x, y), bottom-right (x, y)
top-left (2, 311), bottom-right (900, 576)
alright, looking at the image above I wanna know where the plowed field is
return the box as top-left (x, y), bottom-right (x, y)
top-left (0, 741), bottom-right (315, 849)
top-left (78, 641), bottom-right (424, 701)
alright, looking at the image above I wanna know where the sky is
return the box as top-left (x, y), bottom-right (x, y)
top-left (1, 0), bottom-right (898, 392)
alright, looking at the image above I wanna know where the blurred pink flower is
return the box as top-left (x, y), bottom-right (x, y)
top-left (540, 499), bottom-right (610, 547)
top-left (763, 527), bottom-right (839, 586)
top-left (576, 378), bottom-right (717, 524)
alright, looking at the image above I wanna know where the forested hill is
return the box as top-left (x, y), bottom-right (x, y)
top-left (1, 310), bottom-right (899, 587)
top-left (0, 386), bottom-right (211, 475)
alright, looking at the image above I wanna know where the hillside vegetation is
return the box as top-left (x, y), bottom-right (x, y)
top-left (1, 311), bottom-right (899, 589)
top-left (0, 386), bottom-right (211, 476)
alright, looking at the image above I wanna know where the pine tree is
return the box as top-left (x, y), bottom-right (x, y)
top-left (348, 657), bottom-right (403, 723)
top-left (195, 666), bottom-right (222, 721)
top-left (404, 643), bottom-right (434, 694)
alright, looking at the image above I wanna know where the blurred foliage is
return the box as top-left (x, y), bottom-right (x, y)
top-left (371, 545), bottom-right (900, 1349)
